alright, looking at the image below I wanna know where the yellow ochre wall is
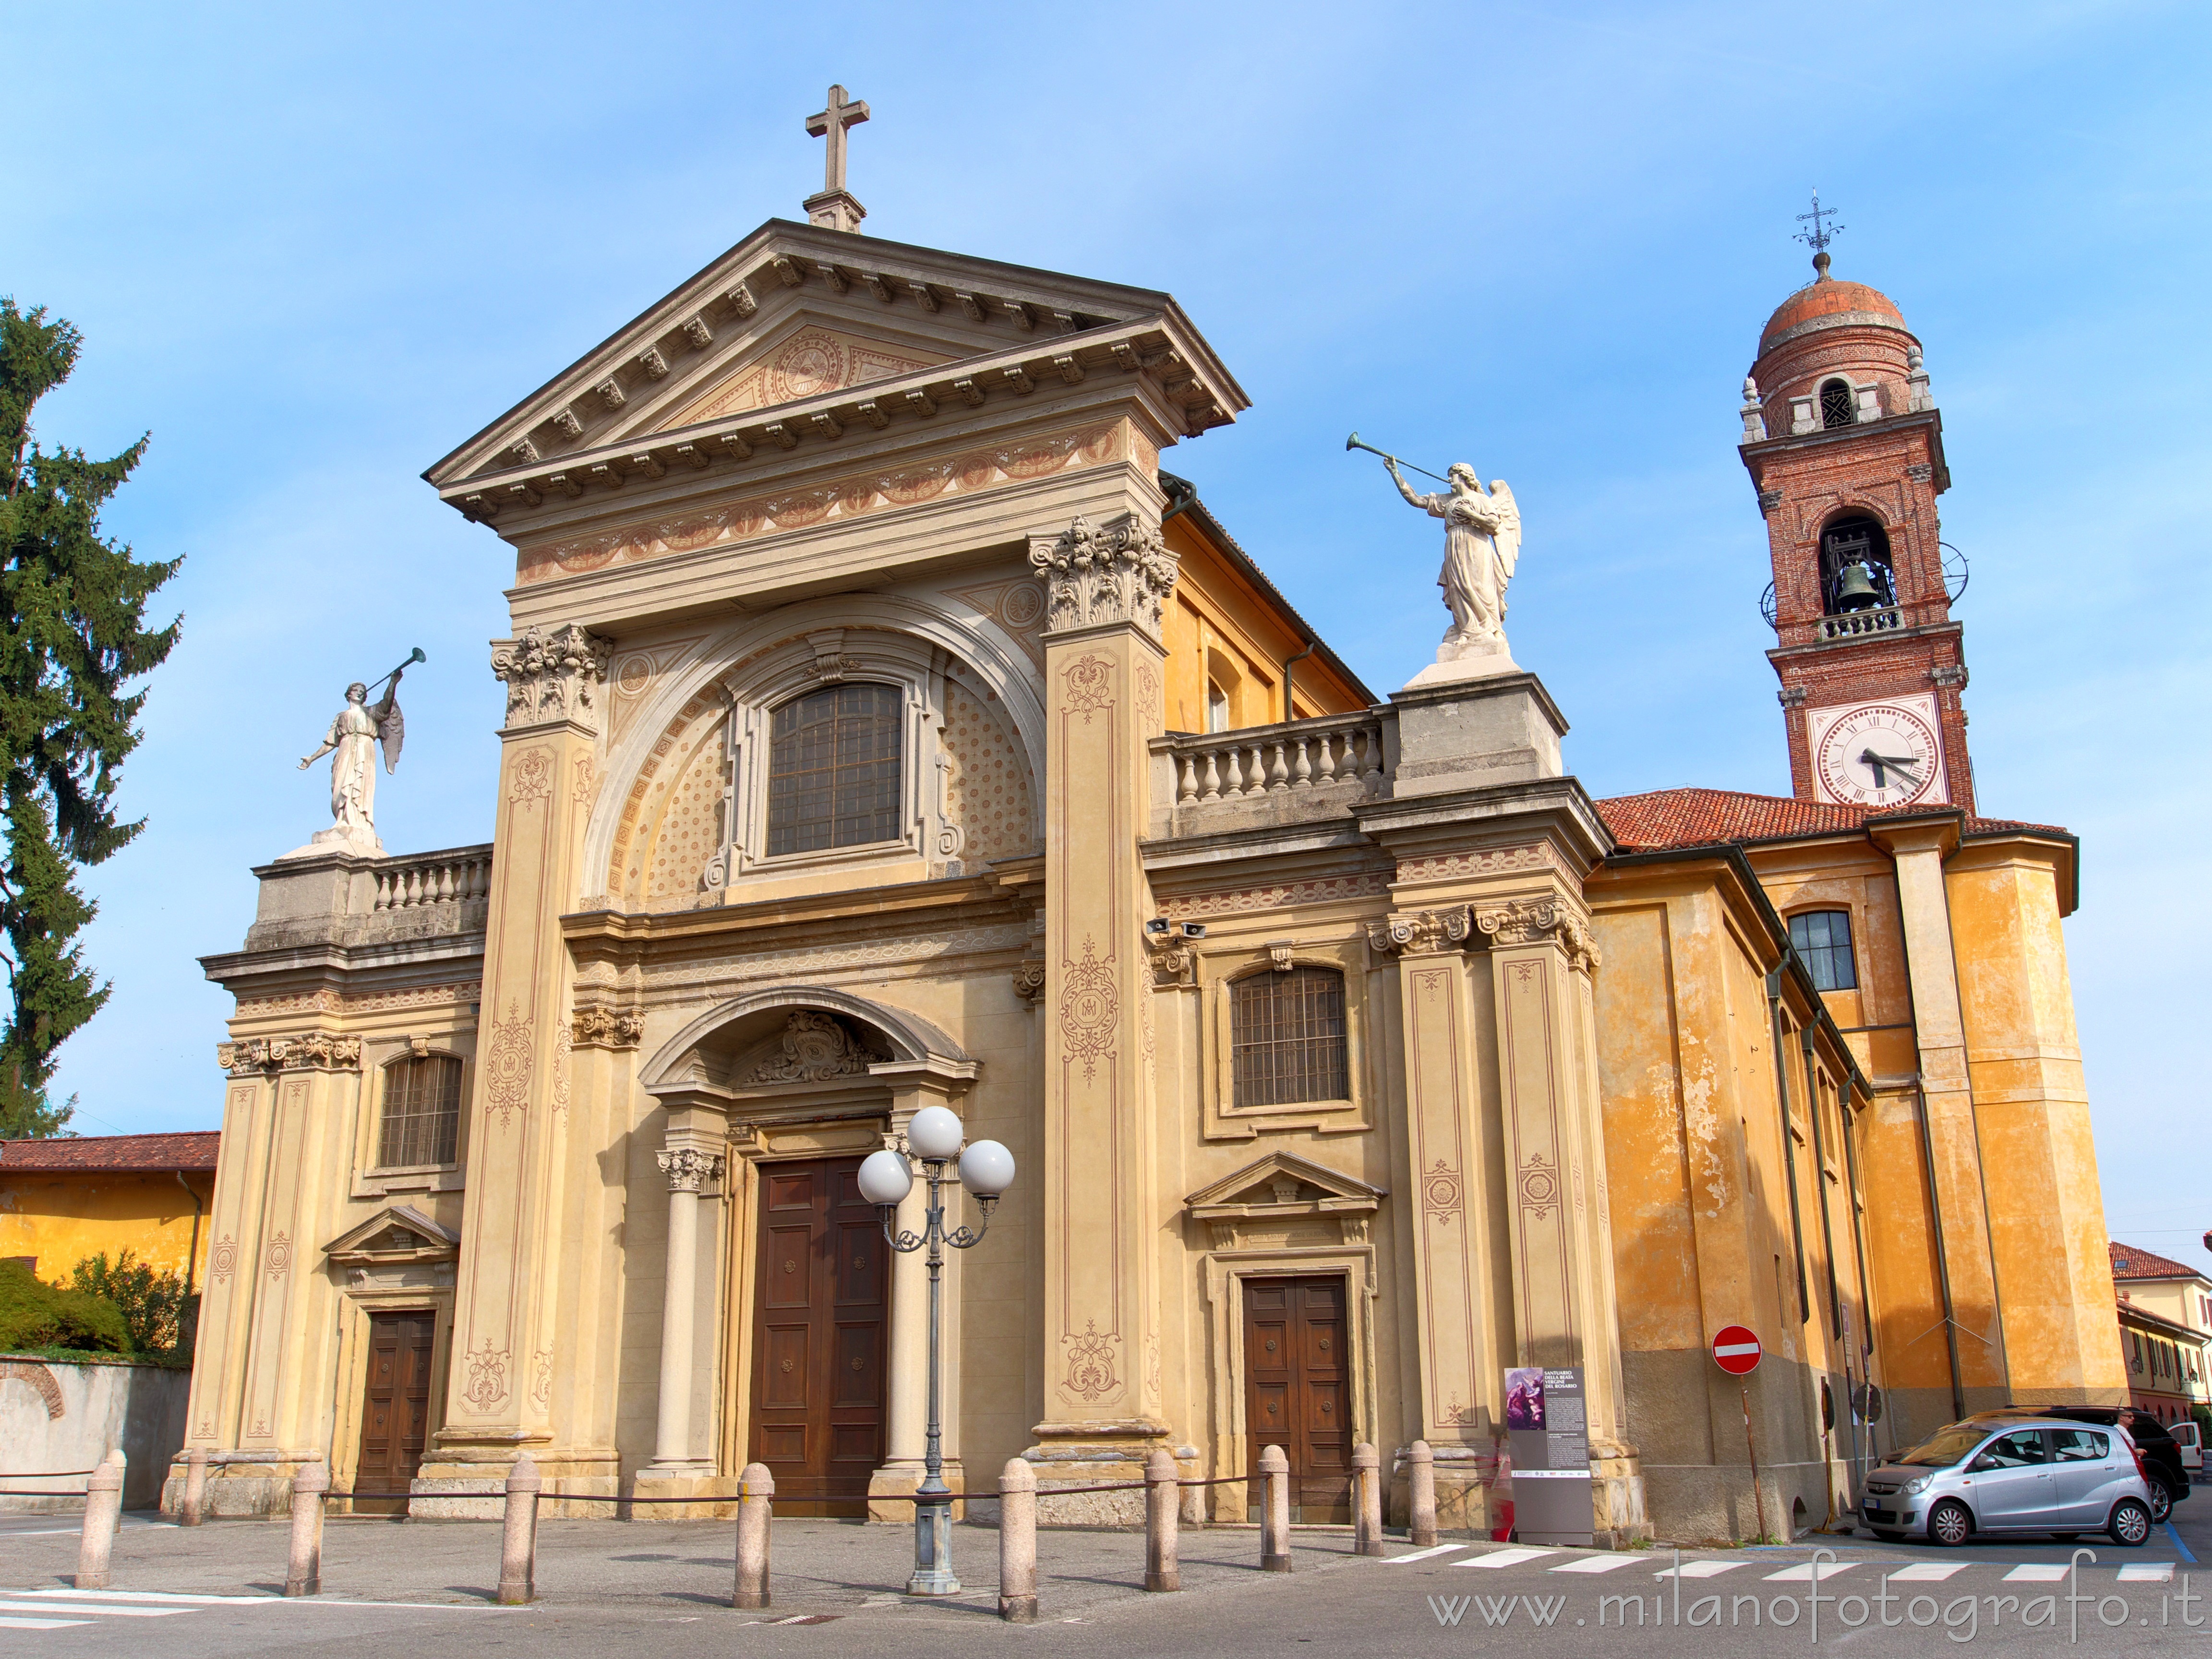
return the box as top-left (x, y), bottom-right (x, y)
top-left (0, 1171), bottom-right (214, 1286)
top-left (1158, 514), bottom-right (1364, 734)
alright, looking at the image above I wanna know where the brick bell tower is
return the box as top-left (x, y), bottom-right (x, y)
top-left (1740, 220), bottom-right (1974, 814)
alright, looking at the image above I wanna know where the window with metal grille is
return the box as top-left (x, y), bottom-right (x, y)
top-left (1819, 378), bottom-right (1856, 429)
top-left (378, 1055), bottom-right (462, 1168)
top-left (766, 683), bottom-right (904, 857)
top-left (1230, 966), bottom-right (1349, 1108)
top-left (1788, 909), bottom-right (1858, 992)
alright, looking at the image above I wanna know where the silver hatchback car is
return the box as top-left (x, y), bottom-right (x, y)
top-left (1860, 1415), bottom-right (2154, 1548)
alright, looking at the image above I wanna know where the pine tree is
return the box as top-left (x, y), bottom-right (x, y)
top-left (0, 300), bottom-right (181, 1136)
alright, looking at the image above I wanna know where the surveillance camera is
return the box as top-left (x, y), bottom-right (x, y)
top-left (1181, 922), bottom-right (1206, 939)
top-left (1145, 918), bottom-right (1170, 936)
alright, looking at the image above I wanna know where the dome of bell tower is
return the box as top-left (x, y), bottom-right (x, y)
top-left (1749, 252), bottom-right (1927, 433)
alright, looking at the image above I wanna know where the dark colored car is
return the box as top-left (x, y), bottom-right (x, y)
top-left (1970, 1407), bottom-right (2188, 1524)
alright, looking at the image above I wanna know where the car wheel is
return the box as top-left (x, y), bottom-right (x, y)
top-left (2147, 1482), bottom-right (2173, 1524)
top-left (2108, 1499), bottom-right (2152, 1547)
top-left (1927, 1501), bottom-right (1973, 1548)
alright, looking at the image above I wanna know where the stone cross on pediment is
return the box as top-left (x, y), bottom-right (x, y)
top-left (804, 84), bottom-right (870, 233)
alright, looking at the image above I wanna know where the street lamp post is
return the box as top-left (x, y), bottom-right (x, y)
top-left (858, 1107), bottom-right (1015, 1597)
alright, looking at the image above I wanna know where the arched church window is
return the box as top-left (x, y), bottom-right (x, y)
top-left (766, 682), bottom-right (904, 857)
top-left (1230, 965), bottom-right (1348, 1107)
top-left (1819, 378), bottom-right (1856, 429)
top-left (378, 1054), bottom-right (462, 1168)
top-left (1819, 515), bottom-right (1896, 614)
top-left (1788, 910), bottom-right (1858, 992)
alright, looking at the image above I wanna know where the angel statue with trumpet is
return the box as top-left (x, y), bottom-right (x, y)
top-left (285, 649), bottom-right (425, 858)
top-left (1348, 433), bottom-right (1522, 671)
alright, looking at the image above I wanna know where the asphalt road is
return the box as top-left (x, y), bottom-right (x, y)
top-left (1, 1489), bottom-right (2204, 1656)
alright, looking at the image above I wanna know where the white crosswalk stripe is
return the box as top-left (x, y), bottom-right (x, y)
top-left (15, 1590), bottom-right (278, 1604)
top-left (0, 1617), bottom-right (92, 1631)
top-left (2118, 1563), bottom-right (2175, 1583)
top-left (1762, 1561), bottom-right (1860, 1581)
top-left (1654, 1559), bottom-right (1749, 1578)
top-left (1381, 1543), bottom-right (1470, 1564)
top-left (1548, 1554), bottom-right (1642, 1573)
top-left (1454, 1547), bottom-right (1556, 1568)
top-left (2002, 1563), bottom-right (2075, 1581)
top-left (1884, 1562), bottom-right (1968, 1581)
top-left (0, 1599), bottom-right (191, 1617)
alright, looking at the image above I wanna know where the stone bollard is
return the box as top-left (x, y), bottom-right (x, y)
top-left (1259, 1444), bottom-right (1291, 1573)
top-left (1352, 1443), bottom-right (1383, 1556)
top-left (732, 1461), bottom-right (774, 1610)
top-left (1408, 1440), bottom-right (1438, 1548)
top-left (1143, 1448), bottom-right (1180, 1593)
top-left (998, 1456), bottom-right (1038, 1623)
top-left (284, 1459), bottom-right (328, 1597)
top-left (180, 1447), bottom-right (209, 1527)
top-left (74, 1450), bottom-right (126, 1589)
top-left (497, 1454), bottom-right (541, 1606)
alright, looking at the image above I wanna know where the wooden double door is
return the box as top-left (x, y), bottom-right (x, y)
top-left (354, 1310), bottom-right (437, 1512)
top-left (748, 1156), bottom-right (888, 1515)
top-left (1244, 1275), bottom-right (1352, 1522)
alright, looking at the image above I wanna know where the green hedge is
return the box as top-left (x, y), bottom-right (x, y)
top-left (0, 1259), bottom-right (130, 1355)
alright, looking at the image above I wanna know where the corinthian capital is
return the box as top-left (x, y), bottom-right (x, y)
top-left (1476, 897), bottom-right (1601, 972)
top-left (656, 1147), bottom-right (724, 1193)
top-left (491, 623), bottom-right (613, 733)
top-left (1028, 514), bottom-right (1180, 641)
top-left (1365, 907), bottom-right (1472, 956)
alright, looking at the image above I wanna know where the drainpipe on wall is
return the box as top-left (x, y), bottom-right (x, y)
top-left (175, 1170), bottom-right (204, 1298)
top-left (1282, 639), bottom-right (1316, 722)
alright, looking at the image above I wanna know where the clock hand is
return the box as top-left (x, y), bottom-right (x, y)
top-left (1864, 752), bottom-right (1922, 775)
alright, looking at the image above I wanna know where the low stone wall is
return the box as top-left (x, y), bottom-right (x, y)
top-left (0, 1355), bottom-right (191, 1512)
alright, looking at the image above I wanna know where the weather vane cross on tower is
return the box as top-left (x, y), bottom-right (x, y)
top-left (804, 84), bottom-right (871, 234)
top-left (1794, 190), bottom-right (1844, 276)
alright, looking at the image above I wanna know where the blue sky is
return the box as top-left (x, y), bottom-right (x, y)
top-left (8, 1), bottom-right (2207, 1274)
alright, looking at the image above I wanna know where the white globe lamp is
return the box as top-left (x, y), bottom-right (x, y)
top-left (856, 1147), bottom-right (914, 1207)
top-left (958, 1139), bottom-right (1015, 1198)
top-left (906, 1105), bottom-right (965, 1162)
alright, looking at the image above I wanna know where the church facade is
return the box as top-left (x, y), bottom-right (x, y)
top-left (171, 175), bottom-right (2125, 1542)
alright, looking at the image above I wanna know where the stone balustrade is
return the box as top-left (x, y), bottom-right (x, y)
top-left (1817, 606), bottom-right (1902, 641)
top-left (368, 846), bottom-right (495, 914)
top-left (1148, 710), bottom-right (1393, 839)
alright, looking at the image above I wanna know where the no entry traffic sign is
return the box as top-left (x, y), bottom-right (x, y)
top-left (1711, 1326), bottom-right (1763, 1375)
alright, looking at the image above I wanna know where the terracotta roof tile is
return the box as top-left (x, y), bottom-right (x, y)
top-left (0, 1131), bottom-right (219, 1174)
top-left (2110, 1240), bottom-right (2207, 1283)
top-left (1595, 787), bottom-right (2067, 854)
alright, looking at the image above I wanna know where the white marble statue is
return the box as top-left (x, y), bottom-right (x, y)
top-left (293, 672), bottom-right (407, 856)
top-left (1386, 459), bottom-right (1522, 668)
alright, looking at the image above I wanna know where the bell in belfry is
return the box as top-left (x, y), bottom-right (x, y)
top-left (1831, 557), bottom-right (1883, 611)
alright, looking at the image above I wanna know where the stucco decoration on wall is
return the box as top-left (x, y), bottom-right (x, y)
top-left (939, 685), bottom-right (1035, 867)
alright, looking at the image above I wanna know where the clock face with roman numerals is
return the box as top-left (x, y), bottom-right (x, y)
top-left (1807, 697), bottom-right (1948, 808)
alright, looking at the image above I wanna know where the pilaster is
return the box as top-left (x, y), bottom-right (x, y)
top-left (419, 623), bottom-right (611, 1510)
top-left (1025, 513), bottom-right (1181, 1521)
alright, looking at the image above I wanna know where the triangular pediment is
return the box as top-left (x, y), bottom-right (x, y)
top-left (1184, 1153), bottom-right (1384, 1219)
top-left (324, 1204), bottom-right (460, 1265)
top-left (658, 321), bottom-right (954, 432)
top-left (425, 218), bottom-right (1243, 493)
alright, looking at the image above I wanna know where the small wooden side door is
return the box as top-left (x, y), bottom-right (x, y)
top-left (355, 1310), bottom-right (437, 1512)
top-left (1244, 1274), bottom-right (1352, 1522)
top-left (748, 1156), bottom-right (886, 1515)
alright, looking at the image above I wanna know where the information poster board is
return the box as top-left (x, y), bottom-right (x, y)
top-left (1503, 1365), bottom-right (1592, 1545)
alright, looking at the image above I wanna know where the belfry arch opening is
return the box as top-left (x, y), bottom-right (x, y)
top-left (1818, 378), bottom-right (1856, 429)
top-left (1819, 514), bottom-right (1896, 614)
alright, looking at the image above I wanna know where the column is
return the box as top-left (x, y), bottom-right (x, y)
top-left (1026, 513), bottom-right (1178, 1523)
top-left (647, 1149), bottom-right (723, 1474)
top-left (419, 624), bottom-right (610, 1511)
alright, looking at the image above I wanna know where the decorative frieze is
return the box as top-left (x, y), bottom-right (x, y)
top-left (1030, 515), bottom-right (1180, 642)
top-left (216, 1033), bottom-right (363, 1076)
top-left (491, 624), bottom-right (613, 733)
top-left (571, 1006), bottom-right (644, 1050)
top-left (1365, 908), bottom-right (1472, 956)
